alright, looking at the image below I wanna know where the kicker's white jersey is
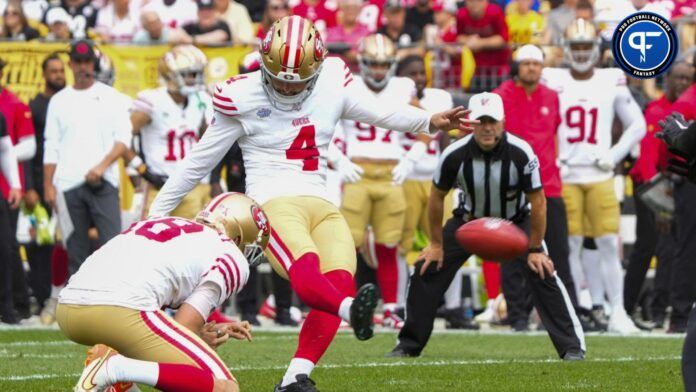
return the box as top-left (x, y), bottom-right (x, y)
top-left (404, 87), bottom-right (453, 181)
top-left (202, 57), bottom-right (430, 206)
top-left (542, 67), bottom-right (631, 184)
top-left (133, 87), bottom-right (213, 178)
top-left (60, 217), bottom-right (249, 313)
top-left (342, 76), bottom-right (416, 161)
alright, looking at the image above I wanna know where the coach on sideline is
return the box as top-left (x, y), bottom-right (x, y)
top-left (43, 39), bottom-right (131, 275)
top-left (492, 44), bottom-right (578, 330)
top-left (388, 92), bottom-right (585, 360)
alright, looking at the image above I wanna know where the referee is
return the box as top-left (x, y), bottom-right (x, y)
top-left (388, 92), bottom-right (585, 360)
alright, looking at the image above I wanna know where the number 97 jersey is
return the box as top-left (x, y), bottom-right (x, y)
top-left (542, 67), bottom-right (627, 184)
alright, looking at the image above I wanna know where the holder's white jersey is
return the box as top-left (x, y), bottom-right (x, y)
top-left (342, 76), bottom-right (416, 161)
top-left (148, 57), bottom-right (431, 215)
top-left (404, 87), bottom-right (453, 181)
top-left (60, 217), bottom-right (249, 314)
top-left (132, 88), bottom-right (213, 178)
top-left (542, 67), bottom-right (645, 184)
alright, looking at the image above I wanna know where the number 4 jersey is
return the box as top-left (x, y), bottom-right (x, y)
top-left (60, 217), bottom-right (249, 314)
top-left (542, 67), bottom-right (643, 184)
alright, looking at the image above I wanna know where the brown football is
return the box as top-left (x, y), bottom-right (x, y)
top-left (455, 218), bottom-right (529, 262)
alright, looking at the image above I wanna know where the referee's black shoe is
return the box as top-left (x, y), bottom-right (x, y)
top-left (274, 374), bottom-right (318, 392)
top-left (386, 345), bottom-right (421, 358)
top-left (562, 349), bottom-right (585, 361)
top-left (351, 283), bottom-right (378, 341)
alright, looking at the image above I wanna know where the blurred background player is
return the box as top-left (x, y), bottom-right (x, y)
top-left (395, 54), bottom-right (479, 330)
top-left (59, 193), bottom-right (265, 392)
top-left (338, 34), bottom-right (430, 329)
top-left (126, 45), bottom-right (212, 220)
top-left (542, 19), bottom-right (646, 333)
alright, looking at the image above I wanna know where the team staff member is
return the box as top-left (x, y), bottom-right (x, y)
top-left (0, 112), bottom-right (22, 324)
top-left (389, 92), bottom-right (585, 360)
top-left (493, 44), bottom-right (577, 330)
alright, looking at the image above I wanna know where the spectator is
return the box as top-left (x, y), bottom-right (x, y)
top-left (1, 0), bottom-right (40, 40)
top-left (544, 0), bottom-right (576, 45)
top-left (133, 10), bottom-right (171, 43)
top-left (493, 45), bottom-right (579, 331)
top-left (326, 0), bottom-right (371, 61)
top-left (405, 0), bottom-right (434, 33)
top-left (182, 0), bottom-right (232, 44)
top-left (456, 0), bottom-right (510, 87)
top-left (292, 0), bottom-right (338, 34)
top-left (0, 58), bottom-right (37, 321)
top-left (44, 0), bottom-right (98, 39)
top-left (43, 40), bottom-right (131, 275)
top-left (506, 0), bottom-right (545, 48)
top-left (143, 0), bottom-right (198, 29)
top-left (0, 112), bottom-right (22, 324)
top-left (44, 7), bottom-right (73, 41)
top-left (237, 0), bottom-right (265, 23)
top-left (624, 62), bottom-right (695, 328)
top-left (24, 54), bottom-right (67, 318)
top-left (214, 0), bottom-right (254, 44)
top-left (378, 0), bottom-right (423, 48)
top-left (256, 0), bottom-right (290, 40)
top-left (95, 0), bottom-right (140, 42)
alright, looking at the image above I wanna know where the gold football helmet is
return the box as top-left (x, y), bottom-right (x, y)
top-left (195, 192), bottom-right (270, 266)
top-left (358, 34), bottom-right (397, 90)
top-left (563, 18), bottom-right (600, 73)
top-left (259, 15), bottom-right (326, 111)
top-left (159, 44), bottom-right (208, 96)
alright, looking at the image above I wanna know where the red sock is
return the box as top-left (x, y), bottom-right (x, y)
top-left (51, 244), bottom-right (69, 287)
top-left (155, 363), bottom-right (215, 392)
top-left (294, 270), bottom-right (354, 363)
top-left (207, 309), bottom-right (233, 323)
top-left (374, 244), bottom-right (398, 304)
top-left (482, 261), bottom-right (501, 299)
top-left (288, 253), bottom-right (349, 315)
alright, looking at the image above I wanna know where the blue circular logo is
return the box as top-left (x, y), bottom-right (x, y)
top-left (612, 12), bottom-right (678, 78)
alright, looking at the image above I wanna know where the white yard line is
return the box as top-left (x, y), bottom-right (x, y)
top-left (0, 355), bottom-right (682, 382)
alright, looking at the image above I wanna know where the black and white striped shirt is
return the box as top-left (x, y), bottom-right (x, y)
top-left (433, 132), bottom-right (543, 221)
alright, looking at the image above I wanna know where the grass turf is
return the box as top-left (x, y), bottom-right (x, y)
top-left (0, 329), bottom-right (685, 391)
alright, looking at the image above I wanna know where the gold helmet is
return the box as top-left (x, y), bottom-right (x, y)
top-left (195, 192), bottom-right (270, 266)
top-left (563, 18), bottom-right (600, 73)
top-left (158, 44), bottom-right (208, 96)
top-left (259, 15), bottom-right (326, 111)
top-left (358, 34), bottom-right (397, 90)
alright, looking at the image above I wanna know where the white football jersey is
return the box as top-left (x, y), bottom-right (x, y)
top-left (342, 76), bottom-right (416, 161)
top-left (133, 87), bottom-right (212, 178)
top-left (542, 67), bottom-right (637, 184)
top-left (404, 87), bottom-right (453, 181)
top-left (60, 217), bottom-right (249, 313)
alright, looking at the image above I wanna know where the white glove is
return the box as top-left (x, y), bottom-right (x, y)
top-left (335, 156), bottom-right (364, 183)
top-left (391, 159), bottom-right (415, 185)
top-left (594, 150), bottom-right (615, 172)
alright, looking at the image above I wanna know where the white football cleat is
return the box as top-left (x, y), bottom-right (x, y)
top-left (382, 310), bottom-right (404, 330)
top-left (40, 297), bottom-right (58, 325)
top-left (75, 344), bottom-right (138, 392)
top-left (475, 300), bottom-right (495, 323)
top-left (608, 310), bottom-right (640, 334)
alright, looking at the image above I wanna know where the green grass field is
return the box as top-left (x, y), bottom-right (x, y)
top-left (0, 328), bottom-right (685, 391)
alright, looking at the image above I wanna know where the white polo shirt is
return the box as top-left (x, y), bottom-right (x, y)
top-left (44, 82), bottom-right (132, 192)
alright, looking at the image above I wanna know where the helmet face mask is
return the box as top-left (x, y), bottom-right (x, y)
top-left (159, 45), bottom-right (208, 96)
top-left (358, 34), bottom-right (397, 90)
top-left (259, 16), bottom-right (326, 111)
top-left (563, 19), bottom-right (600, 74)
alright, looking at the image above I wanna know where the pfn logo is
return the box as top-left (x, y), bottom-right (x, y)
top-left (612, 11), bottom-right (677, 79)
top-left (628, 31), bottom-right (662, 63)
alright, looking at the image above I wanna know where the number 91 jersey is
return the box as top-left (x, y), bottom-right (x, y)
top-left (542, 67), bottom-right (627, 184)
top-left (133, 87), bottom-right (213, 177)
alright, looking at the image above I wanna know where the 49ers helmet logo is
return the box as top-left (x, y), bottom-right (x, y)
top-left (314, 32), bottom-right (325, 61)
top-left (262, 26), bottom-right (274, 55)
top-left (251, 206), bottom-right (270, 236)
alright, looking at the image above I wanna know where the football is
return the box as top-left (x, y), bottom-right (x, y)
top-left (455, 218), bottom-right (529, 261)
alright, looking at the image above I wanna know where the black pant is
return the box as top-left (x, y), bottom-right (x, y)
top-left (684, 305), bottom-right (696, 392)
top-left (670, 181), bottom-right (696, 326)
top-left (502, 197), bottom-right (578, 325)
top-left (0, 197), bottom-right (15, 319)
top-left (397, 215), bottom-right (584, 357)
top-left (8, 208), bottom-right (30, 316)
top-left (25, 243), bottom-right (53, 308)
top-left (64, 183), bottom-right (121, 275)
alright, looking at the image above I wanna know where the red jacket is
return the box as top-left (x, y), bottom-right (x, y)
top-left (494, 80), bottom-right (562, 197)
top-left (630, 96), bottom-right (673, 183)
top-left (456, 3), bottom-right (510, 72)
top-left (0, 88), bottom-right (35, 198)
top-left (671, 83), bottom-right (696, 121)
